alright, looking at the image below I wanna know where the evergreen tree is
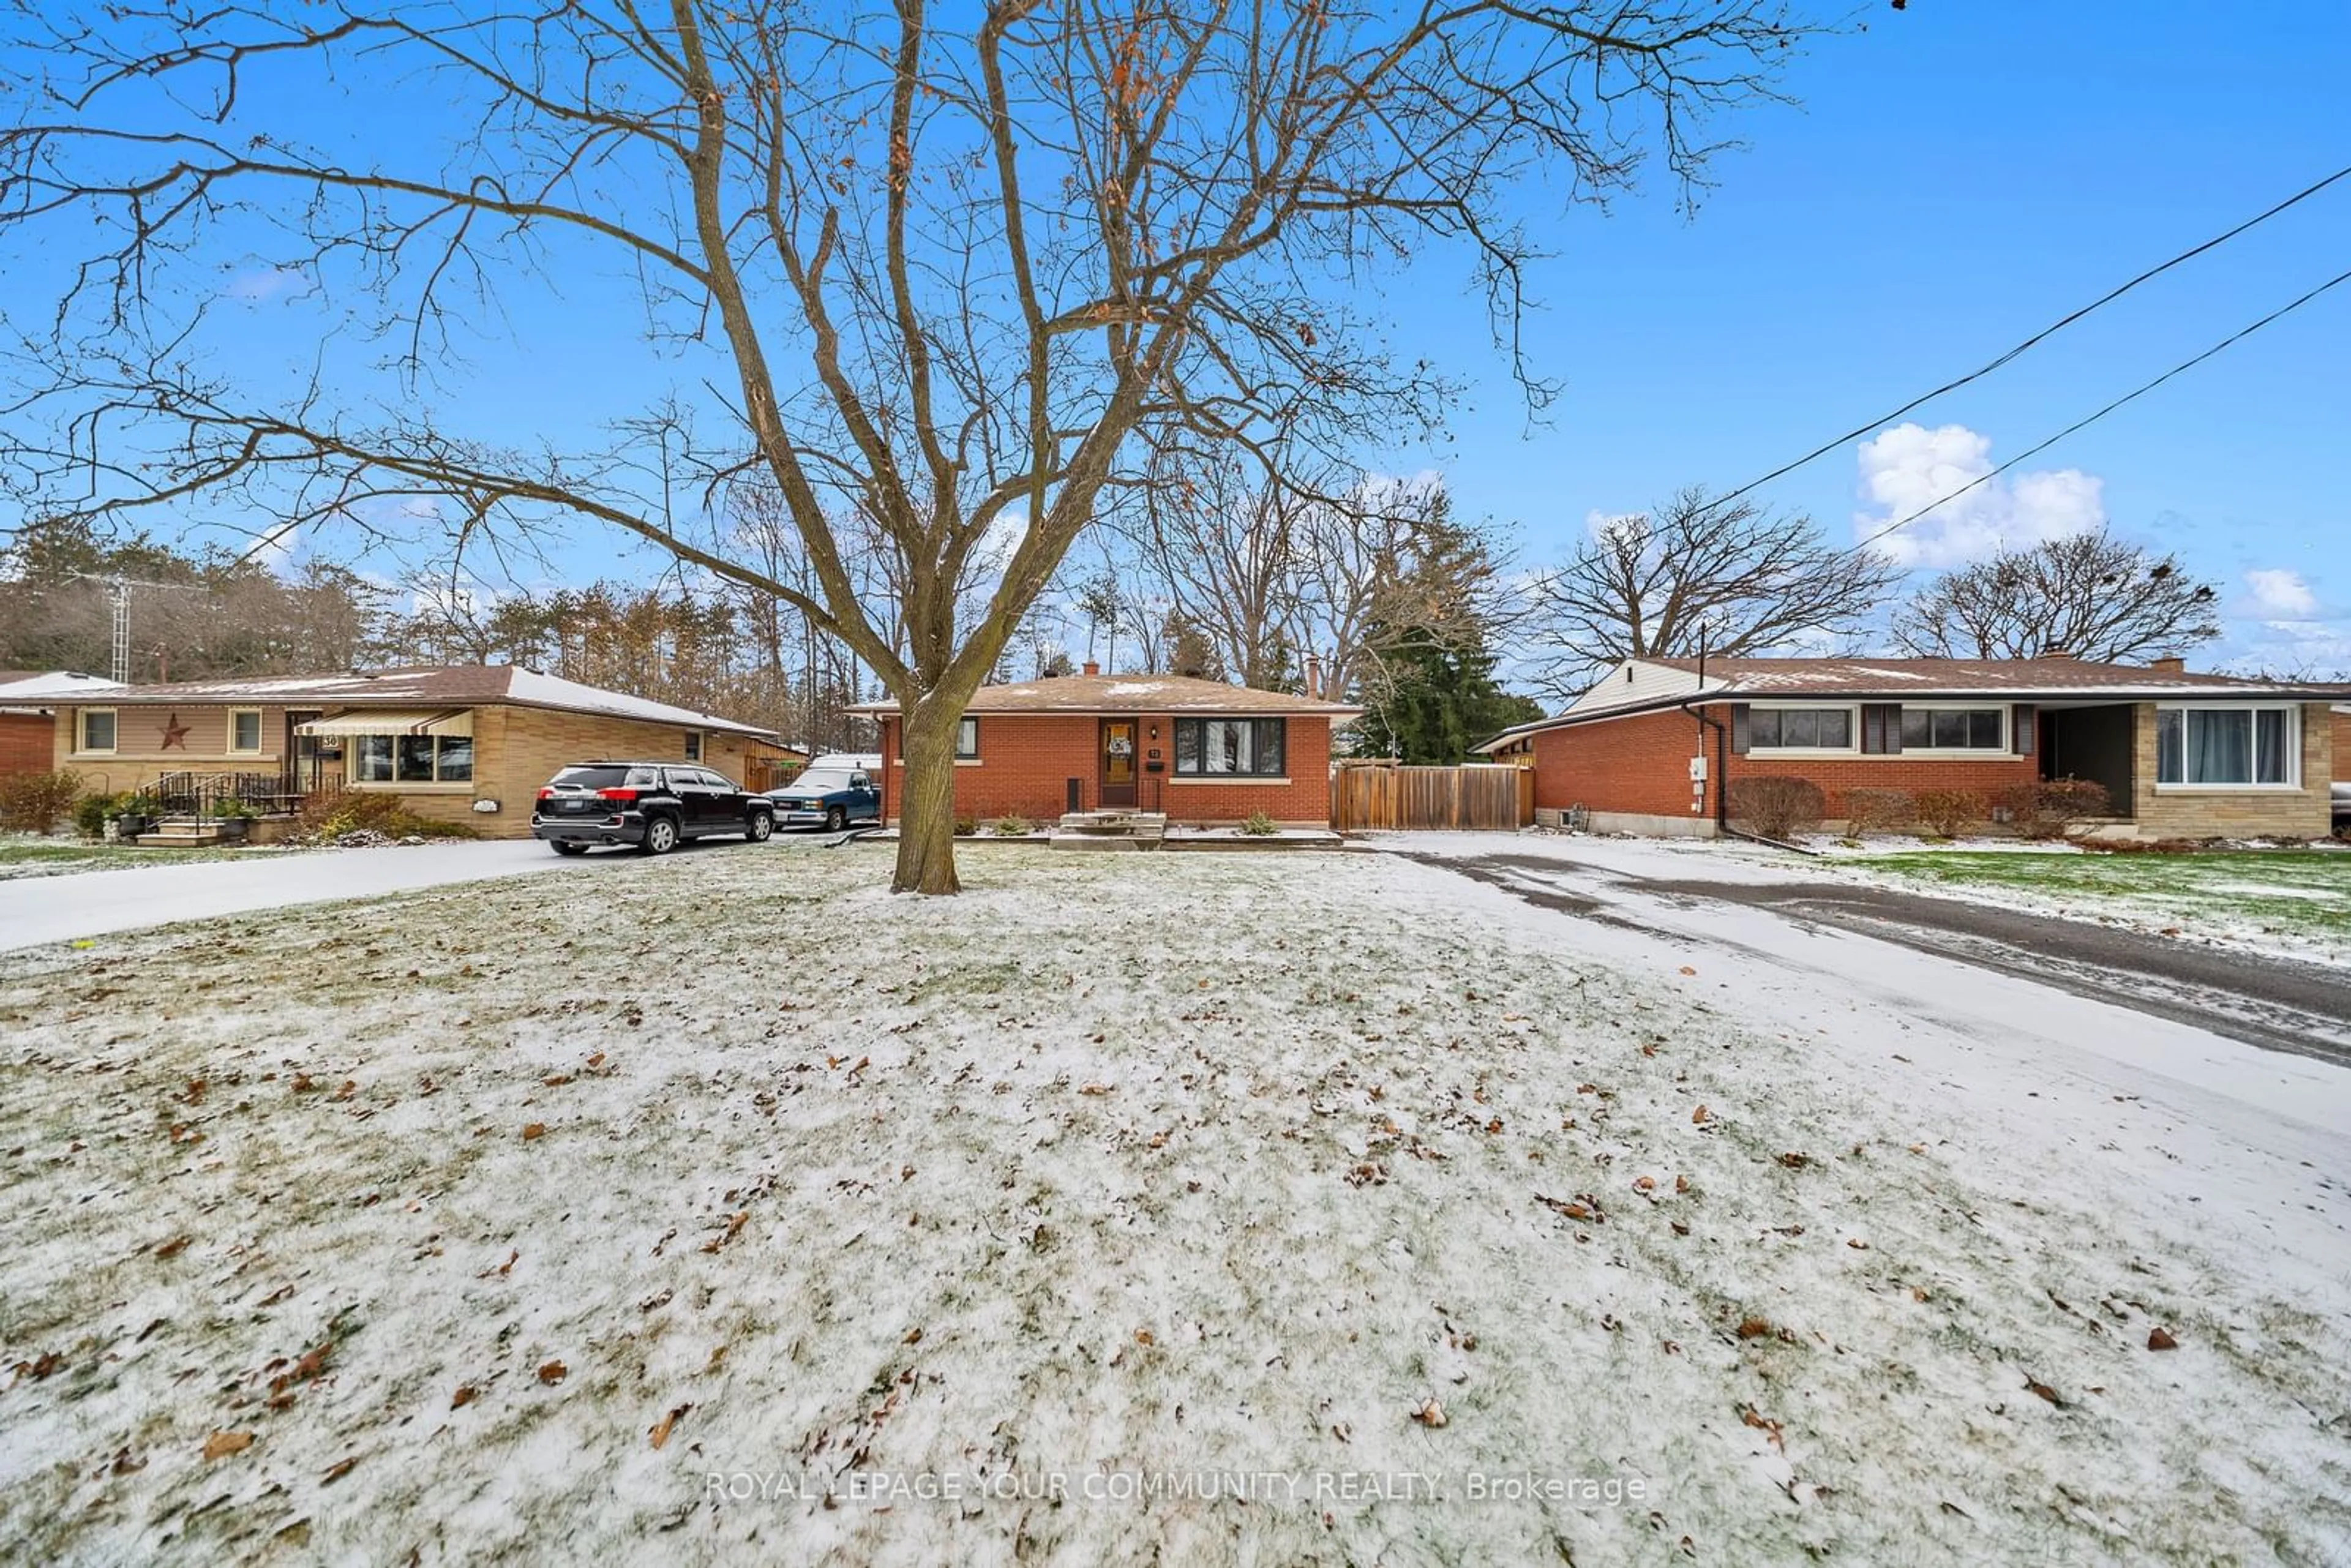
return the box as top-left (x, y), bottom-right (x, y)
top-left (1355, 631), bottom-right (1543, 763)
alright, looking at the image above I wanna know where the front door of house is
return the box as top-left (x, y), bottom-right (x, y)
top-left (1100, 720), bottom-right (1138, 808)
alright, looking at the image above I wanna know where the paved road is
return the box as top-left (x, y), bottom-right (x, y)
top-left (1401, 843), bottom-right (2351, 1067)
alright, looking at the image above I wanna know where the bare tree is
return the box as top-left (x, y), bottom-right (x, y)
top-left (0, 1), bottom-right (1812, 891)
top-left (1891, 530), bottom-right (2222, 664)
top-left (1527, 487), bottom-right (1900, 697)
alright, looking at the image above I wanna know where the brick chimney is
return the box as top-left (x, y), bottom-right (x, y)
top-left (2148, 656), bottom-right (2186, 674)
top-left (1082, 660), bottom-right (1100, 677)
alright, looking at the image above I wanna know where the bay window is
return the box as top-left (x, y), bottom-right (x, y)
top-left (351, 733), bottom-right (473, 785)
top-left (2156, 705), bottom-right (2294, 786)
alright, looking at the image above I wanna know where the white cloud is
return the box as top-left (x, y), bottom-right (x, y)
top-left (223, 264), bottom-right (311, 303)
top-left (1854, 422), bottom-right (2105, 569)
top-left (2243, 568), bottom-right (2318, 618)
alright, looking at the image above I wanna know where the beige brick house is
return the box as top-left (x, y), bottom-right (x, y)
top-left (54, 667), bottom-right (793, 839)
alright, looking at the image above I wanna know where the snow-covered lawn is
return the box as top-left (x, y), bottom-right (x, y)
top-left (2, 847), bottom-right (2347, 1564)
top-left (0, 835), bottom-right (301, 882)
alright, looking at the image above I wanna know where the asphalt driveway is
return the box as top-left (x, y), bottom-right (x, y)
top-left (1384, 836), bottom-right (2351, 1067)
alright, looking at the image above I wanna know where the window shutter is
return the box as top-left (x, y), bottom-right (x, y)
top-left (2013, 704), bottom-right (2036, 756)
top-left (1729, 703), bottom-right (1750, 756)
top-left (1860, 703), bottom-right (1903, 755)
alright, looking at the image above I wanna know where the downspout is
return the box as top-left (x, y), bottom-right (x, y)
top-left (1677, 631), bottom-right (1731, 838)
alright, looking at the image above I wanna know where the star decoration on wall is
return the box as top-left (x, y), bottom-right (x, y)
top-left (160, 712), bottom-right (190, 750)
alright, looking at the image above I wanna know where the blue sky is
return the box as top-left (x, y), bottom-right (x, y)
top-left (13, 1), bottom-right (2349, 677)
top-left (1383, 1), bottom-right (2351, 673)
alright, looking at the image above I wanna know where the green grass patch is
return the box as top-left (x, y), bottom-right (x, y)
top-left (1859, 849), bottom-right (2351, 939)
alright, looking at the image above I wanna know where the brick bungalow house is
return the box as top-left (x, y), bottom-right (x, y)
top-left (1475, 655), bottom-right (2345, 840)
top-left (851, 665), bottom-right (1360, 826)
top-left (53, 666), bottom-right (792, 838)
top-left (0, 670), bottom-right (122, 779)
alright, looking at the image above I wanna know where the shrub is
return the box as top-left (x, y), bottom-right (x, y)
top-left (293, 788), bottom-right (478, 844)
top-left (0, 770), bottom-right (84, 835)
top-left (1840, 788), bottom-right (1913, 837)
top-left (989, 812), bottom-right (1034, 838)
top-left (2036, 776), bottom-right (2110, 833)
top-left (1913, 789), bottom-right (1986, 839)
top-left (1726, 777), bottom-right (1825, 841)
top-left (1239, 809), bottom-right (1278, 837)
top-left (953, 812), bottom-right (978, 836)
top-left (75, 789), bottom-right (128, 839)
top-left (1995, 778), bottom-right (2110, 840)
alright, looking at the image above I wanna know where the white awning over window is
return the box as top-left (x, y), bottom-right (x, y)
top-left (296, 709), bottom-right (473, 738)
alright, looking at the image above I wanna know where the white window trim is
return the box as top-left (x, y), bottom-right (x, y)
top-left (227, 707), bottom-right (266, 755)
top-left (1165, 775), bottom-right (1293, 787)
top-left (1895, 704), bottom-right (2012, 757)
top-left (2153, 702), bottom-right (2302, 792)
top-left (1746, 703), bottom-right (1860, 758)
top-left (75, 707), bottom-right (119, 756)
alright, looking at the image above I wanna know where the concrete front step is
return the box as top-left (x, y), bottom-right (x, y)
top-left (138, 827), bottom-right (227, 847)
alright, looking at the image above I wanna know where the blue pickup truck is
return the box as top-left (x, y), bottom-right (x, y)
top-left (762, 755), bottom-right (883, 831)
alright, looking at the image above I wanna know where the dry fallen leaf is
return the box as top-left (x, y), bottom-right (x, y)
top-left (650, 1404), bottom-right (690, 1449)
top-left (2147, 1327), bottom-right (2179, 1351)
top-left (203, 1431), bottom-right (253, 1460)
top-left (323, 1456), bottom-right (359, 1485)
top-left (1411, 1398), bottom-right (1447, 1428)
top-left (1691, 1105), bottom-right (1712, 1125)
top-left (154, 1235), bottom-right (190, 1259)
top-left (1678, 966), bottom-right (1697, 977)
top-left (451, 1385), bottom-right (477, 1409)
top-left (538, 1360), bottom-right (568, 1385)
top-left (521, 1123), bottom-right (546, 1142)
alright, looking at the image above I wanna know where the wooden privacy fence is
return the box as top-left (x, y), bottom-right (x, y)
top-left (1330, 762), bottom-right (1534, 831)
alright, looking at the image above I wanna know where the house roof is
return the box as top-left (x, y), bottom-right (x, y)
top-left (64, 666), bottom-right (784, 741)
top-left (1474, 655), bottom-right (2351, 752)
top-left (0, 669), bottom-right (126, 704)
top-left (848, 672), bottom-right (1363, 718)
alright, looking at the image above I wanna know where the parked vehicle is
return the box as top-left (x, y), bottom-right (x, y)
top-left (762, 759), bottom-right (883, 831)
top-left (532, 761), bottom-right (773, 855)
top-left (2333, 781), bottom-right (2350, 838)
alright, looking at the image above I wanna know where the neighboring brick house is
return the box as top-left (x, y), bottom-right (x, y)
top-left (1474, 655), bottom-right (2346, 841)
top-left (852, 665), bottom-right (1360, 827)
top-left (52, 666), bottom-right (790, 839)
top-left (0, 670), bottom-right (124, 779)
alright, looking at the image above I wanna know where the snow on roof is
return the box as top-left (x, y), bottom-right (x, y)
top-left (73, 666), bottom-right (782, 740)
top-left (0, 670), bottom-right (125, 702)
top-left (1473, 655), bottom-right (2351, 751)
top-left (849, 672), bottom-right (1362, 716)
top-left (497, 668), bottom-right (779, 738)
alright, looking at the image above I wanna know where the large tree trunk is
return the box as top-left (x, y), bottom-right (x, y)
top-left (891, 697), bottom-right (964, 895)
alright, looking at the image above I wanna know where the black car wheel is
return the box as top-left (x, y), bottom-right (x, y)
top-left (746, 809), bottom-right (774, 842)
top-left (641, 814), bottom-right (681, 855)
top-left (825, 805), bottom-right (847, 832)
top-left (552, 841), bottom-right (589, 857)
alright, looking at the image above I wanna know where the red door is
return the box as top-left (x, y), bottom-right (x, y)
top-left (1100, 719), bottom-right (1138, 807)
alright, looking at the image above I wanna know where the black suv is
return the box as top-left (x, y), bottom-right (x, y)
top-left (532, 761), bottom-right (774, 855)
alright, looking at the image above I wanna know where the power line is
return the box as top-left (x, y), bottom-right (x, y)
top-left (1714, 160), bottom-right (2351, 509)
top-left (1855, 260), bottom-right (2351, 557)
